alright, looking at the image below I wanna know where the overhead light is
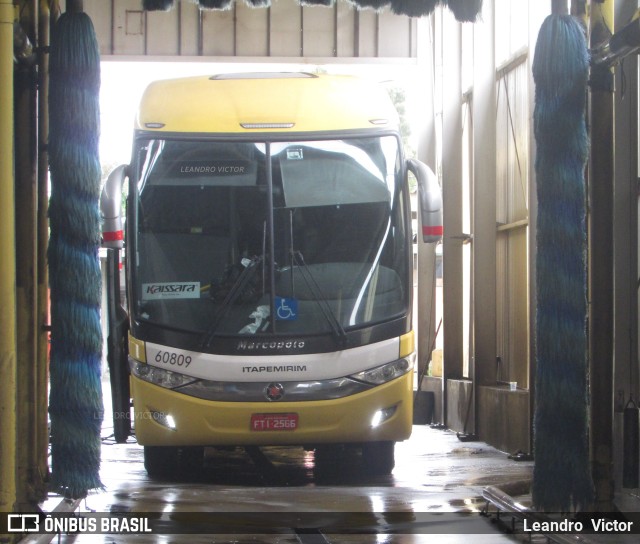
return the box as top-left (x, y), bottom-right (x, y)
top-left (240, 122), bottom-right (295, 129)
top-left (211, 72), bottom-right (316, 80)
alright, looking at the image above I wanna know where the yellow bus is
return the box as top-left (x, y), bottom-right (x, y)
top-left (101, 72), bottom-right (442, 478)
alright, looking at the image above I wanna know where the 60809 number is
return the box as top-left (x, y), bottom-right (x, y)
top-left (154, 350), bottom-right (192, 367)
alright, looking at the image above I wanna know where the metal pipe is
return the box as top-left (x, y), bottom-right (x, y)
top-left (591, 17), bottom-right (640, 68)
top-left (551, 0), bottom-right (569, 16)
top-left (14, 1), bottom-right (40, 508)
top-left (35, 0), bottom-right (52, 499)
top-left (483, 484), bottom-right (599, 544)
top-left (66, 0), bottom-right (84, 13)
top-left (13, 17), bottom-right (35, 65)
top-left (0, 0), bottom-right (18, 517)
top-left (100, 164), bottom-right (127, 249)
top-left (588, 0), bottom-right (616, 511)
top-left (17, 498), bottom-right (82, 544)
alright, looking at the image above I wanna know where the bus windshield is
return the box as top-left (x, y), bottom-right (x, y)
top-left (132, 135), bottom-right (409, 339)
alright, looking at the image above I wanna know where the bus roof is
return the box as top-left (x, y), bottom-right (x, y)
top-left (135, 72), bottom-right (400, 135)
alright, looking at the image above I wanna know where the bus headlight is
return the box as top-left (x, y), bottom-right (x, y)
top-left (149, 410), bottom-right (177, 430)
top-left (130, 361), bottom-right (197, 389)
top-left (371, 404), bottom-right (398, 427)
top-left (349, 355), bottom-right (413, 385)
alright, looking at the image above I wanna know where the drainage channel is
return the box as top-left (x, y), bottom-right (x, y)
top-left (245, 447), bottom-right (351, 542)
top-left (244, 446), bottom-right (332, 542)
top-left (482, 482), bottom-right (606, 544)
top-left (294, 528), bottom-right (332, 544)
top-left (244, 445), bottom-right (289, 486)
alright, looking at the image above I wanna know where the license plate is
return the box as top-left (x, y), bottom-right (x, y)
top-left (250, 413), bottom-right (298, 431)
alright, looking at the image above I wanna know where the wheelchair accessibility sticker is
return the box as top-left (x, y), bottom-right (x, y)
top-left (275, 297), bottom-right (298, 321)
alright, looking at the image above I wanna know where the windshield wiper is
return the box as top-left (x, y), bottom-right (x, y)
top-left (200, 255), bottom-right (263, 349)
top-left (291, 250), bottom-right (348, 348)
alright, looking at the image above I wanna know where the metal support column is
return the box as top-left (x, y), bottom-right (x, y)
top-left (35, 0), bottom-right (54, 496)
top-left (15, 6), bottom-right (39, 510)
top-left (588, 0), bottom-right (615, 511)
top-left (0, 0), bottom-right (17, 522)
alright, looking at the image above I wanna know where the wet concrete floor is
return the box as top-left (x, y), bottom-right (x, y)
top-left (34, 399), bottom-right (538, 543)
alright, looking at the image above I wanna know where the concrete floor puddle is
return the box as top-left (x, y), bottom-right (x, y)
top-left (30, 411), bottom-right (640, 543)
top-left (31, 417), bottom-right (535, 543)
top-left (29, 382), bottom-right (638, 543)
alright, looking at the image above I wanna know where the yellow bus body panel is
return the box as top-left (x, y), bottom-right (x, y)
top-left (136, 73), bottom-right (399, 134)
top-left (129, 73), bottom-right (411, 450)
top-left (131, 371), bottom-right (413, 447)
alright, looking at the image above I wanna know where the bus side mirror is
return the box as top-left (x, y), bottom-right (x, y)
top-left (100, 164), bottom-right (129, 249)
top-left (407, 159), bottom-right (443, 244)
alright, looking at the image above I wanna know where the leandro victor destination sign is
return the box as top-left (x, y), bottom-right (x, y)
top-left (172, 160), bottom-right (251, 177)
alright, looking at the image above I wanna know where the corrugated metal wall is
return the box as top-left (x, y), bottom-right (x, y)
top-left (83, 0), bottom-right (417, 59)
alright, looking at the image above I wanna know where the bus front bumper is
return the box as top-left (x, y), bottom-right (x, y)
top-left (130, 371), bottom-right (413, 447)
